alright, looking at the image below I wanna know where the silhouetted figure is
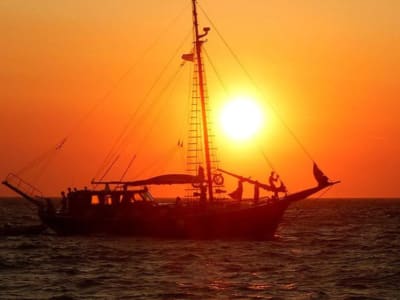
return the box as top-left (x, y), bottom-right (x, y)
top-left (269, 172), bottom-right (280, 199)
top-left (61, 191), bottom-right (67, 211)
top-left (253, 181), bottom-right (260, 204)
top-left (67, 187), bottom-right (78, 206)
top-left (268, 172), bottom-right (277, 188)
top-left (67, 187), bottom-right (72, 199)
top-left (121, 185), bottom-right (130, 205)
top-left (229, 179), bottom-right (243, 201)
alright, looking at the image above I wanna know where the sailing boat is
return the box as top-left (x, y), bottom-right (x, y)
top-left (2, 0), bottom-right (338, 239)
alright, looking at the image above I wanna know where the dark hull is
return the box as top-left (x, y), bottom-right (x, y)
top-left (38, 184), bottom-right (335, 239)
top-left (39, 200), bottom-right (291, 240)
top-left (2, 173), bottom-right (334, 239)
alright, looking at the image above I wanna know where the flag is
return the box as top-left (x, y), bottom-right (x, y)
top-left (313, 163), bottom-right (329, 186)
top-left (182, 53), bottom-right (194, 62)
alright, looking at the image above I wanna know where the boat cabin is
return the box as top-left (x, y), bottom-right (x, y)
top-left (61, 186), bottom-right (155, 214)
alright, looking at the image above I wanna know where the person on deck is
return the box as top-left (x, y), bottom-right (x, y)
top-left (229, 179), bottom-right (243, 201)
top-left (269, 172), bottom-right (280, 200)
top-left (66, 187), bottom-right (72, 199)
top-left (121, 185), bottom-right (130, 205)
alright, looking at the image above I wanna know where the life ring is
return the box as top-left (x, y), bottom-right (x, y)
top-left (213, 174), bottom-right (224, 186)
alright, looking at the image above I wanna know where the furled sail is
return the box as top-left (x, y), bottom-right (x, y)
top-left (127, 174), bottom-right (203, 186)
top-left (93, 174), bottom-right (203, 187)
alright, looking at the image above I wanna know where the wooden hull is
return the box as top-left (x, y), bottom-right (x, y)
top-left (38, 184), bottom-right (336, 239)
top-left (3, 173), bottom-right (334, 239)
top-left (39, 200), bottom-right (291, 240)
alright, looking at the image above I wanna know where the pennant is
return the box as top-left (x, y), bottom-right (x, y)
top-left (182, 53), bottom-right (194, 62)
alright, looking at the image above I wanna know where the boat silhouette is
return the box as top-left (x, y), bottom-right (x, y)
top-left (2, 0), bottom-right (338, 239)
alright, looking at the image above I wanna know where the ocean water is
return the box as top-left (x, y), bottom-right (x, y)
top-left (0, 198), bottom-right (399, 299)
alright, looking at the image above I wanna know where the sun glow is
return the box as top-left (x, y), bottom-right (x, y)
top-left (220, 96), bottom-right (264, 141)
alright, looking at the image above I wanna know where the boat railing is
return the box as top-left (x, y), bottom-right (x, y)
top-left (3, 173), bottom-right (43, 199)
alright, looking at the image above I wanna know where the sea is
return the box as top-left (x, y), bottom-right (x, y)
top-left (0, 198), bottom-right (399, 300)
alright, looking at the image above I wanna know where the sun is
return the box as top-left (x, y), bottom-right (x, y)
top-left (220, 96), bottom-right (264, 141)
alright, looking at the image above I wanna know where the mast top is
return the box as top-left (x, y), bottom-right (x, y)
top-left (192, 0), bottom-right (210, 42)
top-left (191, 0), bottom-right (214, 201)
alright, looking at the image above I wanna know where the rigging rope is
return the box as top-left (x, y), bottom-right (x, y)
top-left (259, 146), bottom-right (276, 172)
top-left (11, 4), bottom-right (190, 184)
top-left (206, 41), bottom-right (277, 176)
top-left (315, 185), bottom-right (333, 199)
top-left (203, 48), bottom-right (231, 98)
top-left (95, 35), bottom-right (190, 181)
top-left (204, 32), bottom-right (287, 180)
top-left (96, 154), bottom-right (120, 185)
top-left (15, 137), bottom-right (68, 185)
top-left (131, 64), bottom-right (188, 178)
top-left (32, 153), bottom-right (57, 183)
top-left (198, 3), bottom-right (316, 164)
top-left (135, 143), bottom-right (181, 179)
top-left (119, 154), bottom-right (136, 182)
top-left (64, 3), bottom-right (190, 142)
top-left (177, 47), bottom-right (194, 147)
top-left (16, 149), bottom-right (55, 176)
top-left (93, 31), bottom-right (192, 181)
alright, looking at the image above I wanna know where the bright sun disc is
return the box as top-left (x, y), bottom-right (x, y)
top-left (220, 97), bottom-right (264, 141)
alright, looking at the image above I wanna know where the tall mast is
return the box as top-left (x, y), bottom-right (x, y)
top-left (192, 0), bottom-right (214, 201)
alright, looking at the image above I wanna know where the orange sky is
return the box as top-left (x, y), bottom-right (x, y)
top-left (0, 0), bottom-right (399, 198)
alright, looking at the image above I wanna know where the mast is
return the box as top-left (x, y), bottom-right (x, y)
top-left (192, 0), bottom-right (214, 201)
